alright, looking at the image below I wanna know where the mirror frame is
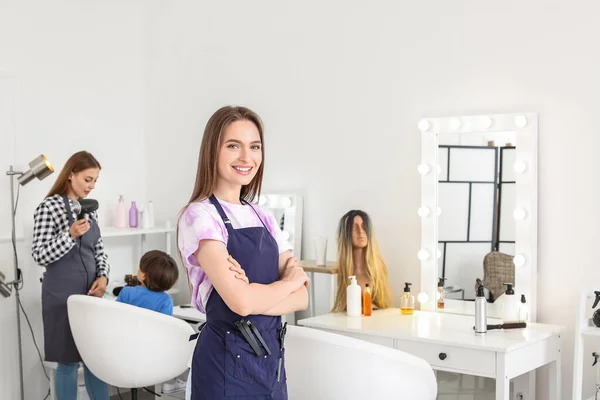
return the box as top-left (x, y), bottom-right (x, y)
top-left (418, 113), bottom-right (538, 320)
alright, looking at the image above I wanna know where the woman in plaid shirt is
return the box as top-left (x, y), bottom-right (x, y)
top-left (32, 151), bottom-right (110, 400)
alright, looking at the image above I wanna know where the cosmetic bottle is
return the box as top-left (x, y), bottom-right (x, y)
top-left (519, 294), bottom-right (529, 322)
top-left (400, 282), bottom-right (415, 315)
top-left (437, 277), bottom-right (446, 309)
top-left (475, 285), bottom-right (487, 335)
top-left (346, 276), bottom-right (361, 317)
top-left (129, 201), bottom-right (138, 228)
top-left (115, 195), bottom-right (127, 228)
top-left (363, 284), bottom-right (372, 316)
top-left (501, 283), bottom-right (518, 323)
top-left (147, 201), bottom-right (155, 228)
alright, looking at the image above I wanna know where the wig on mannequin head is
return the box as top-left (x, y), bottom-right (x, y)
top-left (332, 210), bottom-right (394, 312)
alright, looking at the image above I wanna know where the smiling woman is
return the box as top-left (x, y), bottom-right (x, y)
top-left (177, 106), bottom-right (309, 400)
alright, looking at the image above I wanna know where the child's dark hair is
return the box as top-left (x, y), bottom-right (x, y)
top-left (139, 250), bottom-right (179, 292)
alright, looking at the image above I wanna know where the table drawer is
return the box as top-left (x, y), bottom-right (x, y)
top-left (394, 340), bottom-right (496, 377)
top-left (322, 329), bottom-right (395, 348)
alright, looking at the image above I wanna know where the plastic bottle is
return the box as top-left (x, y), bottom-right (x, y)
top-left (346, 276), bottom-right (361, 317)
top-left (519, 294), bottom-right (529, 322)
top-left (115, 195), bottom-right (127, 228)
top-left (437, 277), bottom-right (446, 309)
top-left (140, 203), bottom-right (150, 229)
top-left (363, 283), bottom-right (372, 316)
top-left (129, 201), bottom-right (138, 228)
top-left (147, 201), bottom-right (155, 228)
top-left (501, 283), bottom-right (518, 322)
top-left (400, 282), bottom-right (415, 315)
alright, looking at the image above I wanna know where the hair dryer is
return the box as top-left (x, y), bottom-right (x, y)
top-left (72, 199), bottom-right (99, 220)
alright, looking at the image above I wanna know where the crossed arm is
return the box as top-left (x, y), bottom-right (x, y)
top-left (262, 250), bottom-right (309, 316)
top-left (194, 241), bottom-right (309, 317)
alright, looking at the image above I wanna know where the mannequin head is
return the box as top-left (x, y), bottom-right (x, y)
top-left (332, 210), bottom-right (393, 312)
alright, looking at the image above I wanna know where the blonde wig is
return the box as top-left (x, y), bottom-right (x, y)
top-left (332, 210), bottom-right (394, 312)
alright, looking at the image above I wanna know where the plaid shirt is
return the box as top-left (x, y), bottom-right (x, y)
top-left (32, 194), bottom-right (110, 279)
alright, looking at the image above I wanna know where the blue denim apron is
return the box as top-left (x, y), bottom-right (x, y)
top-left (190, 195), bottom-right (287, 399)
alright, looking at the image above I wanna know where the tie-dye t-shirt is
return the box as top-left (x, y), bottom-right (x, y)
top-left (178, 197), bottom-right (292, 313)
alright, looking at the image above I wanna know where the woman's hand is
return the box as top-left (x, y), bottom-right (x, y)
top-left (88, 276), bottom-right (107, 297)
top-left (69, 219), bottom-right (90, 239)
top-left (227, 255), bottom-right (249, 284)
top-left (281, 263), bottom-right (309, 289)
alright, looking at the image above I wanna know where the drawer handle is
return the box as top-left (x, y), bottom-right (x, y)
top-left (438, 352), bottom-right (447, 361)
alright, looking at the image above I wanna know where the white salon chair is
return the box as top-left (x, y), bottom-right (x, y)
top-left (67, 295), bottom-right (195, 399)
top-left (285, 325), bottom-right (437, 399)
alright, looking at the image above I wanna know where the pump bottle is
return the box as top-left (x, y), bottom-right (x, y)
top-left (400, 282), bottom-right (415, 315)
top-left (501, 283), bottom-right (518, 322)
top-left (346, 276), bottom-right (361, 317)
top-left (437, 277), bottom-right (446, 309)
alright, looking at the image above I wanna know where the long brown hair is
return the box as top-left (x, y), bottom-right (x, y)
top-left (46, 151), bottom-right (101, 198)
top-left (332, 210), bottom-right (394, 312)
top-left (187, 105), bottom-right (265, 204)
top-left (177, 106), bottom-right (265, 292)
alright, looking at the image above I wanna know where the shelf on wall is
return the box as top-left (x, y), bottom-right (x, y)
top-left (101, 226), bottom-right (175, 238)
top-left (581, 326), bottom-right (600, 337)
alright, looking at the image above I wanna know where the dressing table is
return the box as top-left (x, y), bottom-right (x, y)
top-left (298, 309), bottom-right (563, 400)
top-left (299, 113), bottom-right (564, 399)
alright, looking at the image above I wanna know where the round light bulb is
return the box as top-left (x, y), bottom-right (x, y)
top-left (258, 195), bottom-right (267, 206)
top-left (418, 119), bottom-right (431, 132)
top-left (281, 197), bottom-right (292, 209)
top-left (482, 116), bottom-right (493, 129)
top-left (418, 292), bottom-right (429, 304)
top-left (436, 291), bottom-right (441, 301)
top-left (437, 249), bottom-right (442, 259)
top-left (515, 116), bottom-right (528, 128)
top-left (437, 207), bottom-right (442, 216)
top-left (513, 208), bottom-right (527, 220)
top-left (513, 254), bottom-right (526, 268)
top-left (418, 206), bottom-right (431, 218)
top-left (418, 249), bottom-right (430, 261)
top-left (437, 165), bottom-right (442, 175)
top-left (417, 164), bottom-right (431, 175)
top-left (449, 118), bottom-right (461, 130)
top-left (514, 161), bottom-right (527, 174)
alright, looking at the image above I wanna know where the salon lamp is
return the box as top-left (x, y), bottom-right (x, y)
top-left (1, 155), bottom-right (54, 400)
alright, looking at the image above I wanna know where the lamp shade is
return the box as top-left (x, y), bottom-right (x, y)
top-left (17, 155), bottom-right (54, 186)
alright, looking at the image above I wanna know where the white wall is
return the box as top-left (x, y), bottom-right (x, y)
top-left (144, 1), bottom-right (600, 398)
top-left (2, 1), bottom-right (599, 398)
top-left (0, 1), bottom-right (147, 398)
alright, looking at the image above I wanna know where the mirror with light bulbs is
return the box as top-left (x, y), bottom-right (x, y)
top-left (418, 114), bottom-right (538, 320)
top-left (254, 192), bottom-right (303, 258)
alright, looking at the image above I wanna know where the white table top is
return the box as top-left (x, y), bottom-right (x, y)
top-left (298, 308), bottom-right (564, 353)
top-left (173, 305), bottom-right (206, 323)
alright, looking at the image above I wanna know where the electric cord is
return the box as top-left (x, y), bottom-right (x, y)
top-left (17, 295), bottom-right (50, 381)
top-left (116, 387), bottom-right (124, 400)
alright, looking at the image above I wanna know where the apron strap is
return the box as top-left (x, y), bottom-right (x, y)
top-left (189, 321), bottom-right (207, 341)
top-left (208, 195), bottom-right (234, 235)
top-left (241, 199), bottom-right (270, 231)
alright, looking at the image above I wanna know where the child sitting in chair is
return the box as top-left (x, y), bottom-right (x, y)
top-left (116, 250), bottom-right (179, 316)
